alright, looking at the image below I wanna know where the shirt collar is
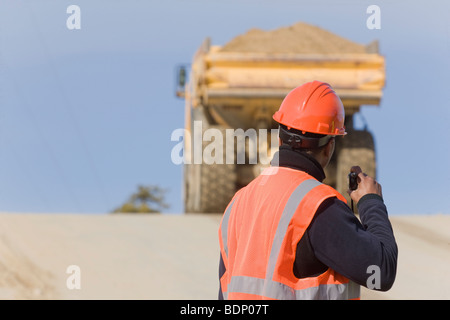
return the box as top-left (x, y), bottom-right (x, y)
top-left (271, 145), bottom-right (326, 182)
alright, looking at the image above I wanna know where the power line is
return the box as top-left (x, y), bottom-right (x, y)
top-left (3, 62), bottom-right (84, 213)
top-left (0, 8), bottom-right (64, 212)
top-left (2, 139), bottom-right (54, 213)
top-left (22, 1), bottom-right (111, 212)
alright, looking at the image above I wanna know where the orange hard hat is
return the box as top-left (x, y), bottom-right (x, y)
top-left (273, 81), bottom-right (346, 136)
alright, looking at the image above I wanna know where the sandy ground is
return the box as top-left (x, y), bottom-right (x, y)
top-left (0, 212), bottom-right (448, 300)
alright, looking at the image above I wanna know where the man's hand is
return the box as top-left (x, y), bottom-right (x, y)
top-left (347, 166), bottom-right (383, 204)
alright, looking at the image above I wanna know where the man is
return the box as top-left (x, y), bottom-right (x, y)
top-left (218, 80), bottom-right (397, 300)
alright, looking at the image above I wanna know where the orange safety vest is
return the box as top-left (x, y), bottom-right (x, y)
top-left (218, 166), bottom-right (360, 300)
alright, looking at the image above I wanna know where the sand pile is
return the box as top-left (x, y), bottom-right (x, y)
top-left (0, 213), bottom-right (448, 299)
top-left (220, 22), bottom-right (367, 54)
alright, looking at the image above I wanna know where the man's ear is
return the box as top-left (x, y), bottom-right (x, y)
top-left (324, 137), bottom-right (335, 158)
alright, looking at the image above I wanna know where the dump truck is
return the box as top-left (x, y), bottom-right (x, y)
top-left (176, 22), bottom-right (385, 213)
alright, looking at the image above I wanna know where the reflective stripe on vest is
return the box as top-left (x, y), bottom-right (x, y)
top-left (223, 275), bottom-right (360, 300)
top-left (221, 197), bottom-right (235, 259)
top-left (220, 177), bottom-right (360, 300)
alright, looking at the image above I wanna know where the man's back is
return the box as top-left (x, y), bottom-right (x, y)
top-left (219, 164), bottom-right (361, 299)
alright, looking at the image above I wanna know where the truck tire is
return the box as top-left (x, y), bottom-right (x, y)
top-left (184, 126), bottom-right (237, 213)
top-left (335, 130), bottom-right (376, 207)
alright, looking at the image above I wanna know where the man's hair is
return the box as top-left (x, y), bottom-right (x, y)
top-left (279, 124), bottom-right (333, 156)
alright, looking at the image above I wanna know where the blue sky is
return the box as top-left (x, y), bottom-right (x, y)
top-left (0, 0), bottom-right (449, 215)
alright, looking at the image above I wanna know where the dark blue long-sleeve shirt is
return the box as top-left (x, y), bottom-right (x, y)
top-left (305, 193), bottom-right (397, 290)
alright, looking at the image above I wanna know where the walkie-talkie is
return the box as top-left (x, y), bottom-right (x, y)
top-left (348, 172), bottom-right (358, 212)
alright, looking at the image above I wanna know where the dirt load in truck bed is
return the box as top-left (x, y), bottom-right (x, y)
top-left (219, 22), bottom-right (367, 54)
